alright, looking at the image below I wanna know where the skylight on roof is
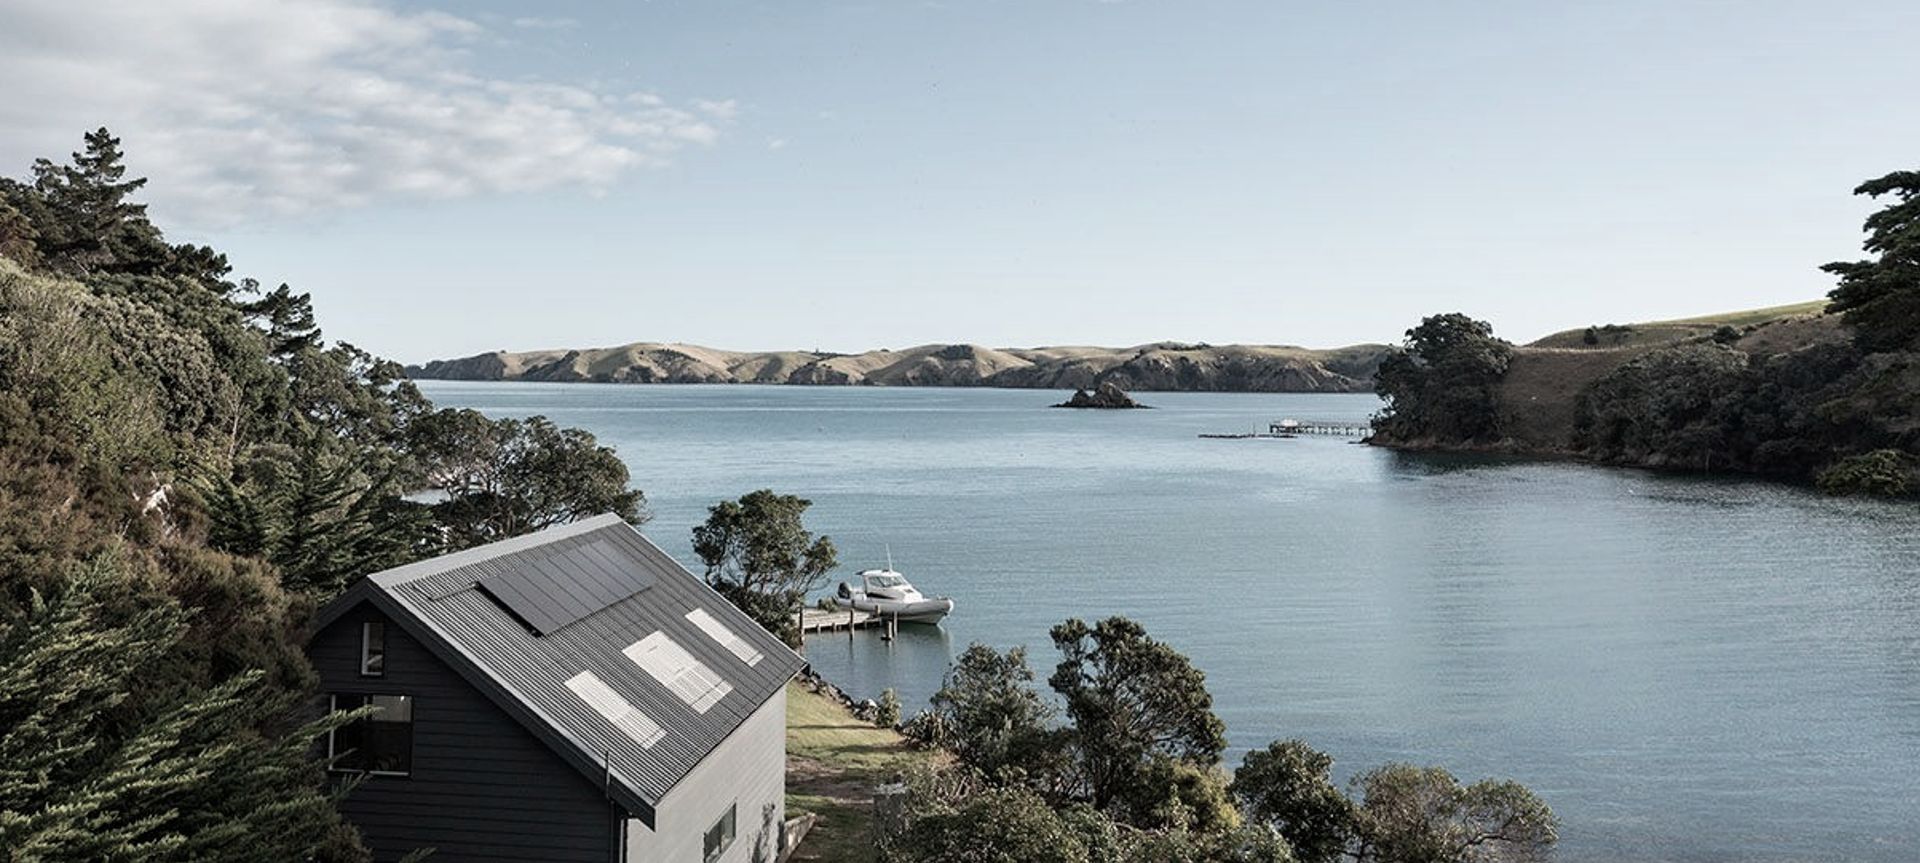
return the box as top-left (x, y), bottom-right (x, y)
top-left (684, 608), bottom-right (765, 667)
top-left (565, 670), bottom-right (666, 747)
top-left (624, 632), bottom-right (733, 713)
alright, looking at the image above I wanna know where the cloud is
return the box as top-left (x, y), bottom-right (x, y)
top-left (510, 16), bottom-right (578, 30)
top-left (767, 138), bottom-right (789, 151)
top-left (692, 99), bottom-right (741, 121)
top-left (0, 0), bottom-right (725, 226)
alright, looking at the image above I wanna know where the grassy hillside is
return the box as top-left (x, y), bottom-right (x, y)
top-left (1529, 300), bottom-right (1830, 349)
top-left (1501, 301), bottom-right (1846, 451)
top-left (785, 682), bottom-right (943, 863)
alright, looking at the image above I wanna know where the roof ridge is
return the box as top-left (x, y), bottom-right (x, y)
top-left (368, 513), bottom-right (630, 587)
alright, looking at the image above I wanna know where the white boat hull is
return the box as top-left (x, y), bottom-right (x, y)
top-left (848, 596), bottom-right (954, 624)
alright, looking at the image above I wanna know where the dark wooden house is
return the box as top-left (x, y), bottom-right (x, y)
top-left (309, 514), bottom-right (804, 863)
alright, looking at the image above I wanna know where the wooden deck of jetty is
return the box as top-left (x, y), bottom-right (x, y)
top-left (799, 605), bottom-right (886, 634)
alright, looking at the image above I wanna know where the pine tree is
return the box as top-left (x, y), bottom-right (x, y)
top-left (0, 560), bottom-right (371, 862)
top-left (28, 128), bottom-right (167, 275)
top-left (1825, 170), bottom-right (1920, 353)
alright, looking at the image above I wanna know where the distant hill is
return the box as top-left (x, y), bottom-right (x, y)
top-left (406, 341), bottom-right (1393, 393)
top-left (1527, 300), bottom-right (1831, 350)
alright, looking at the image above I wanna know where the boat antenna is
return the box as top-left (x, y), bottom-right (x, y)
top-left (885, 544), bottom-right (894, 572)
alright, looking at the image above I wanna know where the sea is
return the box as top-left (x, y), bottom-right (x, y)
top-left (417, 380), bottom-right (1920, 862)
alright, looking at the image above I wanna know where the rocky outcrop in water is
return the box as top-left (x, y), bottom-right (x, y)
top-left (1054, 382), bottom-right (1147, 409)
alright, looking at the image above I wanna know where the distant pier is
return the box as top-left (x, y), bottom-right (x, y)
top-left (1199, 418), bottom-right (1371, 439)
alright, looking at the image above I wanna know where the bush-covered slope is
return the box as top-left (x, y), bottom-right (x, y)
top-left (0, 129), bottom-right (646, 860)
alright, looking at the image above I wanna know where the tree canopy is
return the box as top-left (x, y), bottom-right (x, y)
top-left (926, 644), bottom-right (1058, 783)
top-left (691, 489), bottom-right (837, 646)
top-left (1048, 617), bottom-right (1228, 818)
top-left (896, 621), bottom-right (1555, 863)
top-left (1231, 740), bottom-right (1357, 863)
top-left (1825, 170), bottom-right (1920, 353)
top-left (1371, 313), bottom-right (1513, 444)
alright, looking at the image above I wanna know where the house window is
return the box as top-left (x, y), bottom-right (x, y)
top-left (702, 803), bottom-right (736, 863)
top-left (360, 621), bottom-right (386, 677)
top-left (328, 694), bottom-right (414, 776)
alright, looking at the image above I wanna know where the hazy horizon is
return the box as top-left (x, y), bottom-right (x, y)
top-left (5, 0), bottom-right (1912, 363)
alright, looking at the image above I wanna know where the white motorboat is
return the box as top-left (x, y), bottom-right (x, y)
top-left (836, 569), bottom-right (954, 624)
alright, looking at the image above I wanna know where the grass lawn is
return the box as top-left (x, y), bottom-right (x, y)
top-left (785, 682), bottom-right (944, 862)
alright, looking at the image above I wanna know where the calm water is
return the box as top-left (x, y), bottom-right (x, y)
top-left (419, 381), bottom-right (1920, 862)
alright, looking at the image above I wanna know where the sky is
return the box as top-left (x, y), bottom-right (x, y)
top-left (4, 0), bottom-right (1918, 362)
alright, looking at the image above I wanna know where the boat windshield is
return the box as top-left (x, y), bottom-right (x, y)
top-left (866, 573), bottom-right (907, 588)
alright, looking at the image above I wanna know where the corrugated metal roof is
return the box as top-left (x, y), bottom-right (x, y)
top-left (333, 514), bottom-right (805, 811)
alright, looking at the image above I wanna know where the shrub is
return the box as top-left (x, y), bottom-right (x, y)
top-left (875, 688), bottom-right (902, 728)
top-left (1816, 449), bottom-right (1917, 497)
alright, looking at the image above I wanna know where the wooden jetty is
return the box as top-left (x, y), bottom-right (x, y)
top-left (799, 605), bottom-right (885, 634)
top-left (1199, 418), bottom-right (1371, 439)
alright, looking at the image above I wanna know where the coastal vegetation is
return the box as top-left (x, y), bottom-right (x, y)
top-left (692, 489), bottom-right (839, 647)
top-left (1371, 169), bottom-right (1920, 496)
top-left (0, 130), bottom-right (641, 859)
top-left (884, 617), bottom-right (1556, 863)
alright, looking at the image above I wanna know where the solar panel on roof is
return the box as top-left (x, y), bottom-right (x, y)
top-left (474, 538), bottom-right (654, 635)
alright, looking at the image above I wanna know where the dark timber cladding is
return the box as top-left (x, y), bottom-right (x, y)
top-left (475, 537), bottom-right (655, 635)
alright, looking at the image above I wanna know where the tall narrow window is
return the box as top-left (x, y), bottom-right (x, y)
top-left (360, 621), bottom-right (385, 677)
top-left (328, 694), bottom-right (414, 776)
top-left (703, 802), bottom-right (737, 862)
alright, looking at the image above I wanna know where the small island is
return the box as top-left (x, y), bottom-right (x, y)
top-left (1054, 381), bottom-right (1149, 409)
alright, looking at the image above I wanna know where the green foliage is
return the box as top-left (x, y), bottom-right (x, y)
top-left (1824, 170), bottom-right (1920, 353)
top-left (928, 644), bottom-right (1056, 782)
top-left (1117, 822), bottom-right (1296, 863)
top-left (900, 621), bottom-right (1558, 863)
top-left (0, 128), bottom-right (655, 863)
top-left (1048, 617), bottom-right (1227, 819)
top-left (882, 783), bottom-right (1107, 863)
top-left (201, 448), bottom-right (433, 595)
top-left (1122, 758), bottom-right (1242, 835)
top-left (691, 489), bottom-right (837, 646)
top-left (1372, 313), bottom-right (1513, 444)
top-left (1350, 764), bottom-right (1556, 863)
top-left (0, 260), bottom-right (171, 474)
top-left (1569, 331), bottom-right (1920, 488)
top-left (0, 198), bottom-right (41, 269)
top-left (875, 688), bottom-right (903, 728)
top-left (0, 562), bottom-right (367, 863)
top-left (13, 128), bottom-right (169, 275)
top-left (1816, 449), bottom-right (1917, 497)
top-left (1573, 342), bottom-right (1749, 470)
top-left (1230, 740), bottom-right (1357, 863)
top-left (410, 408), bottom-right (646, 549)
